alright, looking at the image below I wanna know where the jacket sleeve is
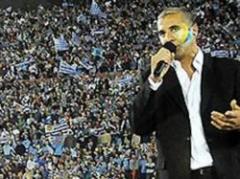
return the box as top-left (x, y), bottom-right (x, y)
top-left (129, 69), bottom-right (165, 136)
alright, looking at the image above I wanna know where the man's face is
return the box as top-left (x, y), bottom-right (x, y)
top-left (157, 12), bottom-right (195, 58)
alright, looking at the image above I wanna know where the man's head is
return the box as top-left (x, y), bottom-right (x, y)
top-left (157, 7), bottom-right (198, 59)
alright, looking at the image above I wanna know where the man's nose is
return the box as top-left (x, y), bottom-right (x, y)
top-left (164, 31), bottom-right (174, 43)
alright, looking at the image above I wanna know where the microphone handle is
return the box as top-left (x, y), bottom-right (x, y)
top-left (153, 61), bottom-right (169, 77)
top-left (153, 42), bottom-right (176, 77)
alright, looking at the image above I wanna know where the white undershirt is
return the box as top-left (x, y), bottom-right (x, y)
top-left (149, 49), bottom-right (213, 170)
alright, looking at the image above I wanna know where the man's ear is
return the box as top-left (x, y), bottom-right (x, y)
top-left (192, 23), bottom-right (198, 37)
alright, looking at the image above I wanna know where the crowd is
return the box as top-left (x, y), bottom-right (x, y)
top-left (1, 72), bottom-right (159, 178)
top-left (0, 0), bottom-right (239, 178)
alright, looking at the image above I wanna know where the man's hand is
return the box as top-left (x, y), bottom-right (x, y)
top-left (211, 99), bottom-right (240, 131)
top-left (149, 48), bottom-right (174, 83)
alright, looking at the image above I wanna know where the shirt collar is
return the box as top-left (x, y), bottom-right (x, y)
top-left (192, 48), bottom-right (204, 72)
top-left (171, 48), bottom-right (204, 72)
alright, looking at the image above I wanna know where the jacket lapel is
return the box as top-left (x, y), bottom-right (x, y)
top-left (164, 67), bottom-right (188, 115)
top-left (200, 54), bottom-right (214, 117)
top-left (164, 54), bottom-right (214, 117)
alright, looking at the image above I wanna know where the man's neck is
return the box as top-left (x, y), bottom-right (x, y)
top-left (180, 44), bottom-right (199, 79)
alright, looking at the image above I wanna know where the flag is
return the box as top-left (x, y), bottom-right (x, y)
top-left (53, 34), bottom-right (69, 52)
top-left (90, 0), bottom-right (107, 18)
top-left (78, 57), bottom-right (94, 70)
top-left (15, 56), bottom-right (34, 71)
top-left (211, 50), bottom-right (229, 58)
top-left (59, 60), bottom-right (79, 76)
top-left (45, 118), bottom-right (71, 138)
top-left (91, 28), bottom-right (105, 35)
top-left (79, 61), bottom-right (94, 70)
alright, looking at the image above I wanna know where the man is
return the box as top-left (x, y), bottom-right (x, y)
top-left (130, 7), bottom-right (240, 179)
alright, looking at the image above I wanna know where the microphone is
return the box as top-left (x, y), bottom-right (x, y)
top-left (153, 42), bottom-right (176, 77)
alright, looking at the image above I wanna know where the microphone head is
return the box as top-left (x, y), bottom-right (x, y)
top-left (163, 42), bottom-right (176, 53)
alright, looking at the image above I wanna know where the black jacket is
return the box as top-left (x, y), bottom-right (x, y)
top-left (130, 54), bottom-right (240, 179)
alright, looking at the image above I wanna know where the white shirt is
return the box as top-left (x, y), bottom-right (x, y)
top-left (149, 49), bottom-right (213, 170)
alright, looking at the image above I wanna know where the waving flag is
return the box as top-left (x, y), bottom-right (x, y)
top-left (53, 34), bottom-right (69, 52)
top-left (15, 56), bottom-right (34, 71)
top-left (90, 0), bottom-right (107, 18)
top-left (59, 60), bottom-right (79, 76)
top-left (45, 118), bottom-right (71, 138)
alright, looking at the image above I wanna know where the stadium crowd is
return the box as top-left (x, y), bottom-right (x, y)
top-left (0, 0), bottom-right (239, 178)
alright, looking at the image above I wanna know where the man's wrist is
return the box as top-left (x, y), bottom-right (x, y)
top-left (148, 75), bottom-right (163, 91)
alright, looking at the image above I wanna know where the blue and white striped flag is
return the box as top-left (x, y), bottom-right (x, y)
top-left (15, 57), bottom-right (34, 71)
top-left (211, 50), bottom-right (229, 58)
top-left (90, 0), bottom-right (107, 18)
top-left (45, 118), bottom-right (71, 138)
top-left (91, 28), bottom-right (105, 35)
top-left (79, 57), bottom-right (94, 70)
top-left (53, 34), bottom-right (69, 52)
top-left (79, 59), bottom-right (94, 70)
top-left (59, 60), bottom-right (79, 76)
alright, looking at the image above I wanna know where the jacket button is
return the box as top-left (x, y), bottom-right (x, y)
top-left (186, 137), bottom-right (190, 141)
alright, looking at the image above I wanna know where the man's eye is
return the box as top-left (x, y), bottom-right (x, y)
top-left (171, 26), bottom-right (180, 32)
top-left (158, 31), bottom-right (165, 37)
